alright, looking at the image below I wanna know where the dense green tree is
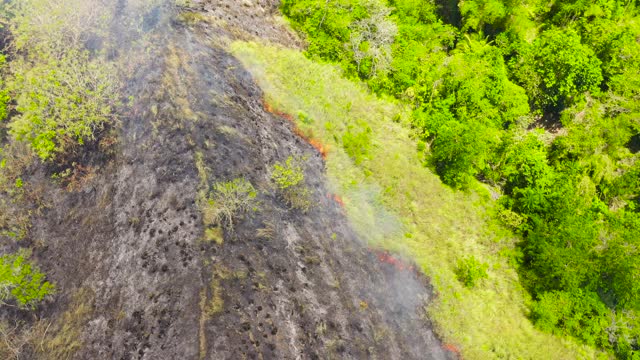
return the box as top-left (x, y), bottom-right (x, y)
top-left (511, 28), bottom-right (603, 111)
top-left (602, 211), bottom-right (640, 310)
top-left (497, 132), bottom-right (553, 193)
top-left (547, 0), bottom-right (631, 26)
top-left (370, 0), bottom-right (455, 96)
top-left (597, 24), bottom-right (640, 96)
top-left (431, 120), bottom-right (492, 187)
top-left (420, 44), bottom-right (528, 187)
top-left (531, 289), bottom-right (610, 348)
top-left (459, 0), bottom-right (510, 33)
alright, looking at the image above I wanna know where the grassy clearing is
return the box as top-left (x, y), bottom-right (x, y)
top-left (229, 41), bottom-right (604, 359)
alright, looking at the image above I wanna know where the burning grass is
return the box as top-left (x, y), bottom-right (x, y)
top-left (328, 193), bottom-right (345, 208)
top-left (230, 41), bottom-right (603, 360)
top-left (371, 249), bottom-right (417, 273)
top-left (263, 99), bottom-right (329, 159)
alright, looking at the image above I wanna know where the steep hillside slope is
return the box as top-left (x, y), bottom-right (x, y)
top-left (0, 1), bottom-right (452, 359)
top-left (229, 42), bottom-right (600, 359)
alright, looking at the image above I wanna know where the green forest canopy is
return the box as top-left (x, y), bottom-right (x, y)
top-left (281, 0), bottom-right (640, 358)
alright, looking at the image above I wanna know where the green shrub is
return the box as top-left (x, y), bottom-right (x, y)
top-left (203, 178), bottom-right (257, 232)
top-left (496, 206), bottom-right (527, 230)
top-left (0, 55), bottom-right (11, 121)
top-left (0, 0), bottom-right (121, 162)
top-left (271, 156), bottom-right (312, 212)
top-left (530, 290), bottom-right (610, 348)
top-left (271, 156), bottom-right (305, 189)
top-left (342, 122), bottom-right (371, 165)
top-left (455, 256), bottom-right (489, 288)
top-left (0, 250), bottom-right (55, 309)
top-left (8, 48), bottom-right (119, 161)
top-left (431, 120), bottom-right (493, 188)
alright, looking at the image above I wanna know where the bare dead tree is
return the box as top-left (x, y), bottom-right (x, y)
top-left (346, 0), bottom-right (397, 78)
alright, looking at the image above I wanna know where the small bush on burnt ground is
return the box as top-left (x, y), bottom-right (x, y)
top-left (202, 178), bottom-right (258, 232)
top-left (271, 155), bottom-right (312, 212)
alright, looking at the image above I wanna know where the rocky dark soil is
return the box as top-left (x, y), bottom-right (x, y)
top-left (0, 1), bottom-right (455, 359)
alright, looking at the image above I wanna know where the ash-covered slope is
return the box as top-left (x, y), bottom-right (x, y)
top-left (2, 1), bottom-right (453, 359)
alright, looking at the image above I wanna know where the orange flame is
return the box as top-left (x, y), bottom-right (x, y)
top-left (443, 343), bottom-right (462, 358)
top-left (262, 99), bottom-right (274, 114)
top-left (263, 98), bottom-right (329, 159)
top-left (309, 139), bottom-right (329, 159)
top-left (371, 249), bottom-right (417, 273)
top-left (326, 193), bottom-right (345, 208)
top-left (368, 248), bottom-right (455, 356)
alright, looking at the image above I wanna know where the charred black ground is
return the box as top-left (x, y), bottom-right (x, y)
top-left (0, 1), bottom-right (453, 359)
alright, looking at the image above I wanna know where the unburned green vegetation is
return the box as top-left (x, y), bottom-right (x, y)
top-left (2, 0), bottom-right (120, 161)
top-left (271, 155), bottom-right (313, 212)
top-left (204, 178), bottom-right (258, 232)
top-left (0, 250), bottom-right (55, 309)
top-left (8, 48), bottom-right (119, 160)
top-left (455, 255), bottom-right (489, 288)
top-left (0, 287), bottom-right (93, 360)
